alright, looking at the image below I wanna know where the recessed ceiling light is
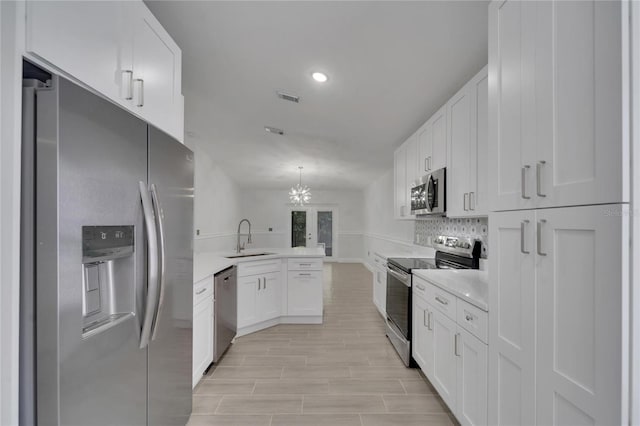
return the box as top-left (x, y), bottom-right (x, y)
top-left (312, 72), bottom-right (328, 83)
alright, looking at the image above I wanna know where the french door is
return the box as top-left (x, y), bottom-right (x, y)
top-left (289, 207), bottom-right (335, 258)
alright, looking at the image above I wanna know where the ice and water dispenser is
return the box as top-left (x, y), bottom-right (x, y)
top-left (81, 226), bottom-right (136, 338)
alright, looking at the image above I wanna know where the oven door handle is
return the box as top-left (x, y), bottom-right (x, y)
top-left (387, 267), bottom-right (410, 287)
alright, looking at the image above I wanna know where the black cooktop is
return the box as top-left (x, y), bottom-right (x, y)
top-left (387, 257), bottom-right (436, 273)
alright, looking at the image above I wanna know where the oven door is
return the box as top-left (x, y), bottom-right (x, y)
top-left (385, 264), bottom-right (411, 339)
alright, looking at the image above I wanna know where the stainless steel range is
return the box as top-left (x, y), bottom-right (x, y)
top-left (385, 236), bottom-right (481, 366)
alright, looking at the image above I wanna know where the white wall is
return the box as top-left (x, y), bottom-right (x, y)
top-left (362, 168), bottom-right (434, 267)
top-left (188, 141), bottom-right (242, 254)
top-left (237, 188), bottom-right (364, 261)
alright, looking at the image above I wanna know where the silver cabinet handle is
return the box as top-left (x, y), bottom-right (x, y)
top-left (536, 161), bottom-right (547, 197)
top-left (469, 192), bottom-right (475, 210)
top-left (435, 296), bottom-right (448, 306)
top-left (423, 310), bottom-right (428, 327)
top-left (465, 314), bottom-right (473, 322)
top-left (195, 288), bottom-right (206, 295)
top-left (299, 273), bottom-right (311, 276)
top-left (299, 263), bottom-right (311, 266)
top-left (424, 157), bottom-right (429, 172)
top-left (416, 283), bottom-right (426, 291)
top-left (264, 276), bottom-right (267, 289)
top-left (521, 165), bottom-right (531, 199)
top-left (537, 219), bottom-right (547, 256)
top-left (520, 220), bottom-right (530, 254)
top-left (257, 277), bottom-right (261, 290)
top-left (122, 70), bottom-right (133, 100)
top-left (135, 78), bottom-right (144, 107)
top-left (427, 312), bottom-right (433, 330)
top-left (138, 181), bottom-right (159, 349)
top-left (454, 333), bottom-right (461, 356)
top-left (150, 184), bottom-right (166, 341)
top-left (463, 193), bottom-right (468, 211)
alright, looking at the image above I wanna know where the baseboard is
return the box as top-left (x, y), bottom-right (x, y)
top-left (280, 316), bottom-right (323, 324)
top-left (326, 258), bottom-right (364, 264)
top-left (236, 315), bottom-right (323, 337)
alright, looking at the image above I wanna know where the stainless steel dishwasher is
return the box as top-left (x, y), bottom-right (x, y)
top-left (214, 266), bottom-right (237, 363)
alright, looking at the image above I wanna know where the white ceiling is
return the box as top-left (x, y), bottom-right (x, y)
top-left (146, 1), bottom-right (489, 190)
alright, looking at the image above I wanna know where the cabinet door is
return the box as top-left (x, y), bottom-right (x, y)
top-left (130, 2), bottom-right (183, 140)
top-left (469, 67), bottom-right (489, 216)
top-left (418, 122), bottom-right (432, 174)
top-left (25, 1), bottom-right (127, 103)
top-left (192, 296), bottom-right (213, 388)
top-left (447, 84), bottom-right (471, 217)
top-left (488, 209), bottom-right (536, 426)
top-left (260, 272), bottom-right (281, 321)
top-left (488, 0), bottom-right (537, 212)
top-left (373, 268), bottom-right (386, 316)
top-left (536, 204), bottom-right (626, 425)
top-left (431, 106), bottom-right (448, 171)
top-left (237, 275), bottom-right (259, 328)
top-left (394, 144), bottom-right (408, 219)
top-left (431, 308), bottom-right (458, 412)
top-left (412, 294), bottom-right (434, 378)
top-left (405, 133), bottom-right (419, 218)
top-left (287, 271), bottom-right (323, 316)
top-left (534, 1), bottom-right (626, 208)
top-left (456, 328), bottom-right (488, 426)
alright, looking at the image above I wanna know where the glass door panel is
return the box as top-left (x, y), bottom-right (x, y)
top-left (291, 210), bottom-right (307, 247)
top-left (317, 211), bottom-right (333, 257)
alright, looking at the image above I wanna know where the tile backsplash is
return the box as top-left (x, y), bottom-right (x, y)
top-left (414, 217), bottom-right (489, 258)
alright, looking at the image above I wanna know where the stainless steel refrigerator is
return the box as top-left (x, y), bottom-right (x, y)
top-left (20, 71), bottom-right (194, 425)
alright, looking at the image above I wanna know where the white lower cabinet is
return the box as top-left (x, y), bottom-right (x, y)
top-left (372, 266), bottom-right (386, 317)
top-left (237, 271), bottom-right (281, 329)
top-left (288, 270), bottom-right (322, 316)
top-left (192, 277), bottom-right (213, 388)
top-left (413, 277), bottom-right (488, 426)
top-left (489, 204), bottom-right (627, 425)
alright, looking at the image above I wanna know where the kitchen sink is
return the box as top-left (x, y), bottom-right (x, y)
top-left (224, 252), bottom-right (275, 259)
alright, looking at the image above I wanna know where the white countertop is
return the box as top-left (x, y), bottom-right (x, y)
top-left (412, 269), bottom-right (489, 311)
top-left (194, 247), bottom-right (325, 283)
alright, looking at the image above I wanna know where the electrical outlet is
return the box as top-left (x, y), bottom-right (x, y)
top-left (196, 229), bottom-right (200, 236)
top-left (268, 227), bottom-right (273, 232)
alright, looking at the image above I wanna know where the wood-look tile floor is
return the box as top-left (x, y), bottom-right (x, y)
top-left (188, 263), bottom-right (456, 426)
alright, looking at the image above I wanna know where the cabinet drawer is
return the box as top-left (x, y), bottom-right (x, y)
top-left (194, 276), bottom-right (213, 305)
top-left (457, 299), bottom-right (488, 344)
top-left (412, 276), bottom-right (429, 300)
top-left (287, 258), bottom-right (323, 271)
top-left (288, 270), bottom-right (321, 281)
top-left (373, 254), bottom-right (387, 268)
top-left (426, 283), bottom-right (457, 321)
top-left (238, 259), bottom-right (281, 277)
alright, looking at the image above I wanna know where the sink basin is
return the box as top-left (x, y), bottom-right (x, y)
top-left (224, 252), bottom-right (275, 259)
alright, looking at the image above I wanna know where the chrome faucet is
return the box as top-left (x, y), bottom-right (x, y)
top-left (236, 219), bottom-right (252, 253)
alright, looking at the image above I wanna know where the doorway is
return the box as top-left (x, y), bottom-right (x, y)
top-left (289, 207), bottom-right (336, 258)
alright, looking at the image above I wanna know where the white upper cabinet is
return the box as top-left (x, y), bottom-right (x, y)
top-left (405, 133), bottom-right (419, 219)
top-left (448, 66), bottom-right (488, 218)
top-left (25, 0), bottom-right (184, 142)
top-left (417, 121), bottom-right (432, 175)
top-left (394, 143), bottom-right (408, 219)
top-left (488, 0), bottom-right (627, 212)
top-left (419, 106), bottom-right (448, 175)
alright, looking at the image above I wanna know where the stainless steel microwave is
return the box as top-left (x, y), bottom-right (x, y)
top-left (411, 167), bottom-right (446, 215)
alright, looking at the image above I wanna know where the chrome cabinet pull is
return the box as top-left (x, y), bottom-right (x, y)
top-left (520, 220), bottom-right (530, 254)
top-left (521, 165), bottom-right (531, 199)
top-left (428, 157), bottom-right (432, 171)
top-left (465, 314), bottom-right (473, 322)
top-left (469, 192), bottom-right (475, 210)
top-left (463, 193), bottom-right (468, 211)
top-left (195, 288), bottom-right (206, 295)
top-left (122, 70), bottom-right (133, 100)
top-left (435, 296), bottom-right (448, 306)
top-left (537, 219), bottom-right (547, 256)
top-left (536, 161), bottom-right (547, 197)
top-left (454, 333), bottom-right (461, 356)
top-left (257, 278), bottom-right (261, 290)
top-left (135, 78), bottom-right (144, 107)
top-left (427, 312), bottom-right (433, 330)
top-left (425, 157), bottom-right (429, 172)
top-left (264, 276), bottom-right (267, 289)
top-left (416, 283), bottom-right (426, 291)
top-left (423, 310), bottom-right (428, 327)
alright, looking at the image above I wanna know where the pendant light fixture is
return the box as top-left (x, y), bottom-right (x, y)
top-left (289, 166), bottom-right (311, 206)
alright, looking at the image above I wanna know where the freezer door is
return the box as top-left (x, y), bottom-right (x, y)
top-left (147, 126), bottom-right (194, 425)
top-left (35, 77), bottom-right (148, 425)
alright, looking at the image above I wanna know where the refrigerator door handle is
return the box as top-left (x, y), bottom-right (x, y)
top-left (139, 181), bottom-right (160, 349)
top-left (150, 184), bottom-right (166, 340)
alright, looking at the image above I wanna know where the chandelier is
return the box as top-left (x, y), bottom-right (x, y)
top-left (289, 166), bottom-right (311, 206)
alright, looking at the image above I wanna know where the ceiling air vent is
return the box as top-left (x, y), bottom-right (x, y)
top-left (264, 126), bottom-right (284, 135)
top-left (276, 91), bottom-right (300, 103)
